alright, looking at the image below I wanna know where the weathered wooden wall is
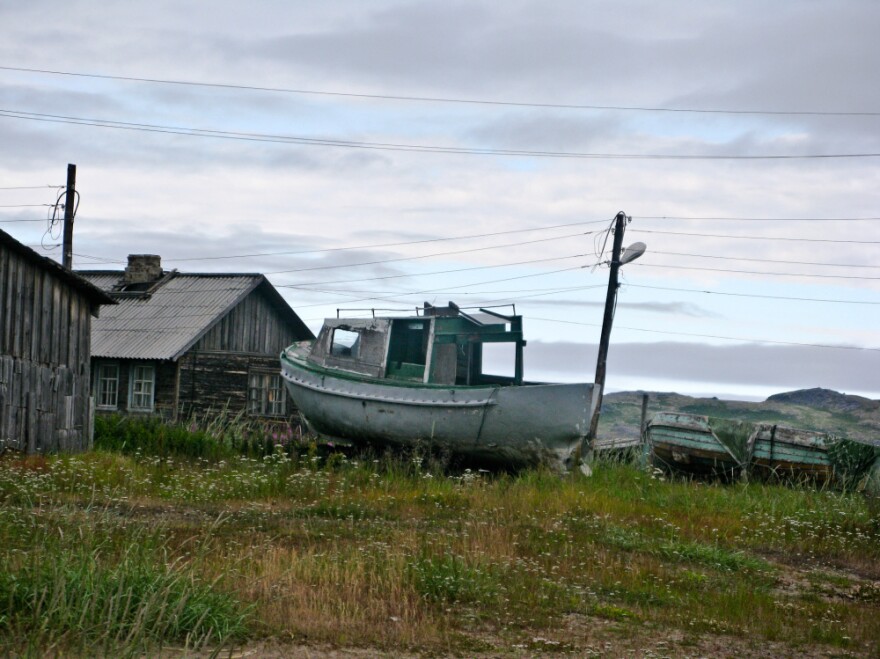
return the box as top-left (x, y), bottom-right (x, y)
top-left (195, 287), bottom-right (304, 355)
top-left (0, 243), bottom-right (95, 452)
top-left (177, 352), bottom-right (292, 420)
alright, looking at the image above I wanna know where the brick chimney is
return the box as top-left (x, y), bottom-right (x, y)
top-left (124, 254), bottom-right (163, 284)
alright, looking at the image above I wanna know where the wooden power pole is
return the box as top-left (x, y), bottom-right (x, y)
top-left (587, 211), bottom-right (628, 444)
top-left (62, 163), bottom-right (76, 270)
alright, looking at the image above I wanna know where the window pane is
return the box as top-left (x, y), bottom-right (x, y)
top-left (130, 364), bottom-right (155, 411)
top-left (331, 329), bottom-right (360, 357)
top-left (97, 363), bottom-right (119, 409)
top-left (268, 375), bottom-right (286, 416)
top-left (248, 373), bottom-right (264, 415)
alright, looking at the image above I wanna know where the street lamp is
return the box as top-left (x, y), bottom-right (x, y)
top-left (584, 212), bottom-right (646, 470)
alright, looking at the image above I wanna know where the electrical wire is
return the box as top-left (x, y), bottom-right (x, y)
top-left (529, 317), bottom-right (880, 352)
top-left (284, 266), bottom-right (588, 308)
top-left (634, 215), bottom-right (880, 222)
top-left (0, 184), bottom-right (63, 190)
top-left (626, 283), bottom-right (880, 306)
top-left (156, 218), bottom-right (613, 263)
top-left (264, 230), bottom-right (594, 275)
top-left (2, 65), bottom-right (878, 117)
top-left (274, 253), bottom-right (596, 289)
top-left (650, 250), bottom-right (880, 269)
top-left (3, 108), bottom-right (879, 160)
top-left (633, 262), bottom-right (880, 281)
top-left (631, 228), bottom-right (880, 244)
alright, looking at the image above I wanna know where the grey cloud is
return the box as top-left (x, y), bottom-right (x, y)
top-left (522, 340), bottom-right (880, 395)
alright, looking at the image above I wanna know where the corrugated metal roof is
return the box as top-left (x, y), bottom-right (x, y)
top-left (79, 272), bottom-right (261, 360)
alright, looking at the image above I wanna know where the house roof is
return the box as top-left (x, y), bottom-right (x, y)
top-left (0, 228), bottom-right (116, 311)
top-left (77, 270), bottom-right (313, 361)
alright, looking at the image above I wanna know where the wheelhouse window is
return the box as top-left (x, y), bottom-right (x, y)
top-left (95, 362), bottom-right (120, 410)
top-left (330, 329), bottom-right (360, 358)
top-left (249, 372), bottom-right (287, 417)
top-left (128, 364), bottom-right (155, 412)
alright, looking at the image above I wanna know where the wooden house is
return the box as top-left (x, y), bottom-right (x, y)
top-left (1, 228), bottom-right (115, 453)
top-left (78, 255), bottom-right (314, 422)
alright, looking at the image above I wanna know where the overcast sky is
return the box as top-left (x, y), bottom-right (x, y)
top-left (1, 0), bottom-right (878, 400)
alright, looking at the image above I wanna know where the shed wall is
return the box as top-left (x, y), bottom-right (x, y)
top-left (0, 243), bottom-right (95, 452)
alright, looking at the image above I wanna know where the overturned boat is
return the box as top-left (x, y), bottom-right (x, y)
top-left (280, 302), bottom-right (601, 471)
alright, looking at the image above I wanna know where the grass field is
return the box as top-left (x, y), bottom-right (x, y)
top-left (1, 438), bottom-right (878, 657)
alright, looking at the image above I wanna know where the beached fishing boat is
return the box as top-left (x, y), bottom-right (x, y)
top-left (747, 424), bottom-right (834, 481)
top-left (280, 302), bottom-right (601, 471)
top-left (647, 413), bottom-right (879, 485)
top-left (748, 424), bottom-right (878, 484)
top-left (646, 413), bottom-right (749, 477)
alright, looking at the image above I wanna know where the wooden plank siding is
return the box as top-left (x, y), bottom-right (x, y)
top-left (177, 287), bottom-right (303, 420)
top-left (0, 242), bottom-right (97, 453)
top-left (195, 288), bottom-right (300, 355)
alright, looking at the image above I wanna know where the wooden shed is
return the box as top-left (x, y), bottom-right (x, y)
top-left (0, 228), bottom-right (115, 453)
top-left (78, 255), bottom-right (314, 422)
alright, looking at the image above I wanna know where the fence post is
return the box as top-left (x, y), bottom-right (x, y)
top-left (639, 393), bottom-right (649, 467)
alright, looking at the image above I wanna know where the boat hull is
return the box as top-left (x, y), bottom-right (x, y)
top-left (748, 425), bottom-right (834, 482)
top-left (281, 347), bottom-right (599, 471)
top-left (647, 413), bottom-right (744, 477)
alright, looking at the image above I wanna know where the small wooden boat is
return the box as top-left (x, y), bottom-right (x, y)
top-left (647, 413), bottom-right (879, 486)
top-left (646, 413), bottom-right (749, 477)
top-left (747, 424), bottom-right (834, 481)
top-left (280, 302), bottom-right (600, 471)
top-left (748, 424), bottom-right (878, 484)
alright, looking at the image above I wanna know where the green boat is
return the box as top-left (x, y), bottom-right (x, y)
top-left (748, 424), bottom-right (878, 485)
top-left (280, 302), bottom-right (601, 471)
top-left (646, 413), bottom-right (749, 477)
top-left (647, 413), bottom-right (879, 486)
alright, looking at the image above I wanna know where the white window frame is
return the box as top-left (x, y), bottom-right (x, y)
top-left (128, 363), bottom-right (155, 412)
top-left (95, 362), bottom-right (120, 410)
top-left (248, 371), bottom-right (287, 417)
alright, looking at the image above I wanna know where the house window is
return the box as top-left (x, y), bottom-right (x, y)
top-left (95, 362), bottom-right (120, 409)
top-left (248, 372), bottom-right (287, 417)
top-left (129, 364), bottom-right (155, 412)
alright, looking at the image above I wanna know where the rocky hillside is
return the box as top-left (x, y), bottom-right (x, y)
top-left (597, 388), bottom-right (880, 444)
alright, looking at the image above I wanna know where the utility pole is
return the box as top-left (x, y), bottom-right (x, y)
top-left (62, 163), bottom-right (76, 270)
top-left (587, 211), bottom-right (628, 444)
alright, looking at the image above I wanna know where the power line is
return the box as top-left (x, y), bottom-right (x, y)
top-left (156, 218), bottom-right (611, 263)
top-left (634, 262), bottom-right (880, 281)
top-left (631, 228), bottom-right (880, 244)
top-left (0, 203), bottom-right (51, 208)
top-left (0, 218), bottom-right (47, 223)
top-left (0, 184), bottom-right (62, 191)
top-left (627, 283), bottom-right (880, 306)
top-left (634, 215), bottom-right (880, 222)
top-left (274, 253), bottom-right (595, 289)
top-left (284, 266), bottom-right (588, 308)
top-left (3, 108), bottom-right (880, 161)
top-left (651, 250), bottom-right (880, 269)
top-left (264, 230), bottom-right (593, 275)
top-left (2, 65), bottom-right (878, 118)
top-left (530, 316), bottom-right (880, 352)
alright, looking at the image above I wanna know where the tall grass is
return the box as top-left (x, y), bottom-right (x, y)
top-left (0, 504), bottom-right (248, 656)
top-left (1, 432), bottom-right (878, 655)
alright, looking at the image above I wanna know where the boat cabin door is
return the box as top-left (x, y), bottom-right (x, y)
top-left (385, 319), bottom-right (430, 381)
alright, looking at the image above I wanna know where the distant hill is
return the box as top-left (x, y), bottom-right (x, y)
top-left (766, 388), bottom-right (878, 413)
top-left (597, 388), bottom-right (880, 443)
